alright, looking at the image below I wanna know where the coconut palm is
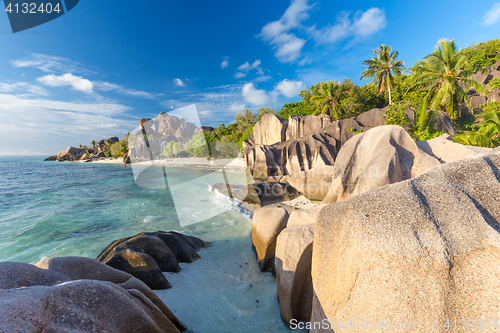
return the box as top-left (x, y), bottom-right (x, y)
top-left (89, 140), bottom-right (97, 150)
top-left (361, 45), bottom-right (407, 105)
top-left (411, 39), bottom-right (489, 120)
top-left (310, 81), bottom-right (349, 120)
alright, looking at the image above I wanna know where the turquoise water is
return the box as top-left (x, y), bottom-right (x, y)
top-left (0, 156), bottom-right (294, 332)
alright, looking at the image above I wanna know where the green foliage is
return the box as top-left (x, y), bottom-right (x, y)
top-left (384, 103), bottom-right (408, 127)
top-left (277, 101), bottom-right (315, 119)
top-left (104, 151), bottom-right (110, 157)
top-left (489, 78), bottom-right (500, 91)
top-left (482, 101), bottom-right (500, 113)
top-left (415, 129), bottom-right (445, 141)
top-left (162, 141), bottom-right (183, 158)
top-left (461, 39), bottom-right (500, 73)
top-left (411, 39), bottom-right (489, 120)
top-left (184, 133), bottom-right (209, 157)
top-left (361, 44), bottom-right (407, 105)
top-left (454, 111), bottom-right (500, 147)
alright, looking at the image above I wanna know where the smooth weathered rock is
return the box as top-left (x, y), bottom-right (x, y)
top-left (0, 257), bottom-right (185, 333)
top-left (322, 125), bottom-right (442, 203)
top-left (471, 94), bottom-right (487, 110)
top-left (49, 147), bottom-right (88, 161)
top-left (489, 89), bottom-right (500, 103)
top-left (471, 70), bottom-right (492, 84)
top-left (285, 115), bottom-right (332, 141)
top-left (174, 122), bottom-right (198, 141)
top-left (233, 182), bottom-right (301, 206)
top-left (156, 113), bottom-right (185, 136)
top-left (97, 231), bottom-right (208, 289)
top-left (244, 133), bottom-right (339, 180)
top-left (287, 166), bottom-right (336, 201)
top-left (320, 117), bottom-right (363, 147)
top-left (252, 207), bottom-right (289, 273)
top-left (416, 134), bottom-right (492, 163)
top-left (139, 118), bottom-right (154, 130)
top-left (493, 59), bottom-right (500, 71)
top-left (249, 113), bottom-right (288, 145)
top-left (354, 108), bottom-right (387, 128)
top-left (311, 152), bottom-right (500, 333)
top-left (276, 223), bottom-right (315, 327)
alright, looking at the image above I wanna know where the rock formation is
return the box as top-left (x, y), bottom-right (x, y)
top-left (212, 182), bottom-right (301, 206)
top-left (311, 151), bottom-right (500, 332)
top-left (322, 125), bottom-right (442, 203)
top-left (44, 147), bottom-right (88, 162)
top-left (252, 207), bottom-right (289, 274)
top-left (0, 256), bottom-right (186, 332)
top-left (97, 231), bottom-right (208, 289)
top-left (248, 113), bottom-right (288, 145)
top-left (287, 166), bottom-right (336, 201)
top-left (286, 115), bottom-right (332, 141)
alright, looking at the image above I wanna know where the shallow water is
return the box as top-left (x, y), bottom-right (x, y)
top-left (0, 156), bottom-right (298, 332)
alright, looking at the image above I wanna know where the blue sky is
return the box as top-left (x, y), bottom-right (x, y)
top-left (0, 0), bottom-right (499, 155)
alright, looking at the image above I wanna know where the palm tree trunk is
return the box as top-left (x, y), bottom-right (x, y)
top-left (388, 85), bottom-right (392, 105)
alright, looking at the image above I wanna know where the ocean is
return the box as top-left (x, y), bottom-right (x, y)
top-left (0, 156), bottom-right (297, 332)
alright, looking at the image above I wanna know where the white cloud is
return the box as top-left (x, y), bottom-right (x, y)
top-left (242, 83), bottom-right (273, 106)
top-left (234, 72), bottom-right (247, 79)
top-left (311, 8), bottom-right (386, 44)
top-left (229, 103), bottom-right (246, 112)
top-left (298, 57), bottom-right (312, 66)
top-left (275, 79), bottom-right (303, 98)
top-left (259, 0), bottom-right (312, 63)
top-left (93, 81), bottom-right (160, 99)
top-left (259, 2), bottom-right (386, 63)
top-left (221, 58), bottom-right (229, 69)
top-left (0, 82), bottom-right (50, 96)
top-left (483, 3), bottom-right (500, 26)
top-left (254, 75), bottom-right (272, 82)
top-left (0, 93), bottom-right (135, 155)
top-left (10, 53), bottom-right (96, 74)
top-left (352, 8), bottom-right (387, 37)
top-left (174, 78), bottom-right (185, 87)
top-left (37, 73), bottom-right (94, 94)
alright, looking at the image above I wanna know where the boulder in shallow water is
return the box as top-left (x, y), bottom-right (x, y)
top-left (252, 207), bottom-right (289, 273)
top-left (97, 231), bottom-right (209, 289)
top-left (0, 256), bottom-right (186, 333)
top-left (235, 182), bottom-right (301, 206)
top-left (311, 152), bottom-right (500, 332)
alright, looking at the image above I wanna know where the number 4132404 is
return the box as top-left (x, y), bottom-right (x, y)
top-left (5, 3), bottom-right (62, 14)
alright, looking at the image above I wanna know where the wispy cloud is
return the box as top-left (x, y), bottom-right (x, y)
top-left (0, 82), bottom-right (50, 96)
top-left (221, 58), bottom-right (229, 69)
top-left (10, 53), bottom-right (97, 74)
top-left (234, 59), bottom-right (267, 79)
top-left (37, 73), bottom-right (94, 94)
top-left (93, 81), bottom-right (161, 99)
top-left (483, 3), bottom-right (500, 26)
top-left (259, 0), bottom-right (387, 64)
top-left (174, 78), bottom-right (185, 87)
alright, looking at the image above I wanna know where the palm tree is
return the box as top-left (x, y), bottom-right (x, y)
top-left (361, 45), bottom-right (406, 105)
top-left (411, 39), bottom-right (489, 120)
top-left (454, 112), bottom-right (500, 147)
top-left (310, 81), bottom-right (349, 120)
top-left (89, 140), bottom-right (97, 150)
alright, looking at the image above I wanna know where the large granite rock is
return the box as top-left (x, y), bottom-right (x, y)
top-left (244, 133), bottom-right (339, 180)
top-left (174, 121), bottom-right (198, 141)
top-left (322, 125), bottom-right (442, 203)
top-left (156, 113), bottom-right (185, 136)
top-left (252, 207), bottom-right (289, 273)
top-left (97, 231), bottom-right (209, 289)
top-left (276, 223), bottom-right (314, 328)
top-left (44, 147), bottom-right (88, 162)
top-left (275, 206), bottom-right (323, 327)
top-left (130, 136), bottom-right (162, 162)
top-left (311, 152), bottom-right (500, 332)
top-left (489, 89), bottom-right (500, 103)
top-left (287, 165), bottom-right (336, 201)
top-left (249, 113), bottom-right (288, 145)
top-left (285, 115), bottom-right (331, 141)
top-left (354, 108), bottom-right (387, 128)
top-left (212, 181), bottom-right (301, 206)
top-left (417, 134), bottom-right (492, 163)
top-left (0, 257), bottom-right (185, 332)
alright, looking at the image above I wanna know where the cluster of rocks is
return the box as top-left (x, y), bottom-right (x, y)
top-left (467, 59), bottom-right (500, 113)
top-left (130, 114), bottom-right (209, 162)
top-left (44, 137), bottom-right (119, 162)
top-left (249, 124), bottom-right (500, 329)
top-left (0, 257), bottom-right (186, 332)
top-left (0, 230), bottom-right (209, 332)
top-left (97, 231), bottom-right (209, 289)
